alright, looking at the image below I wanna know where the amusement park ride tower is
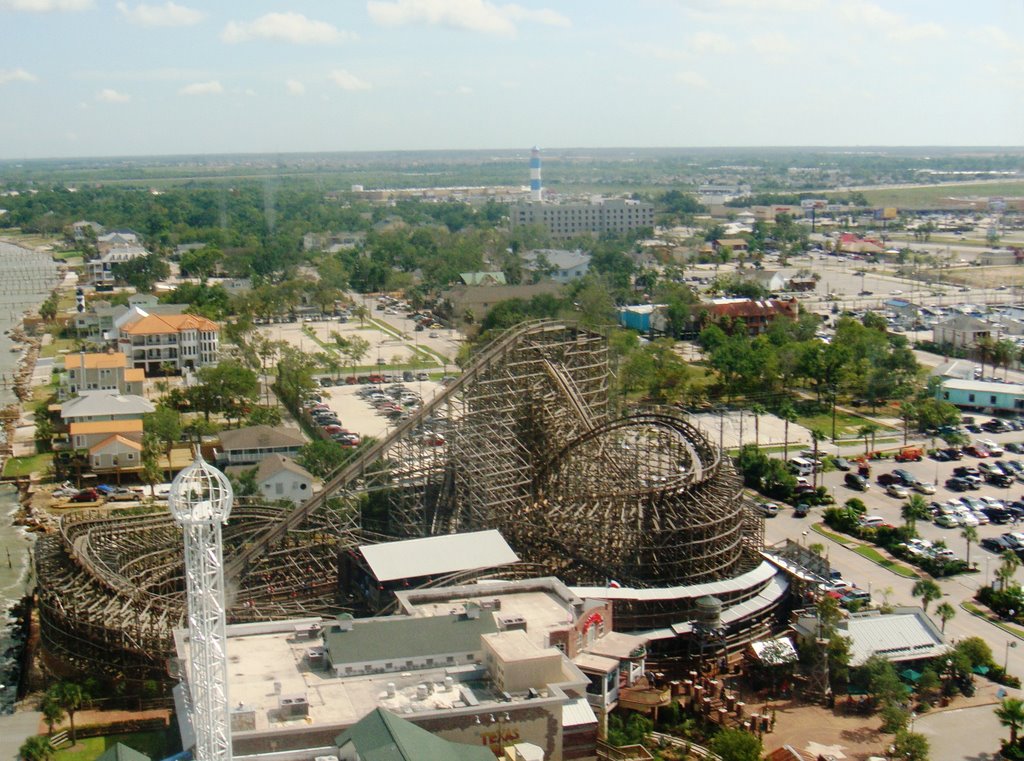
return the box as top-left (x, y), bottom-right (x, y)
top-left (169, 453), bottom-right (235, 761)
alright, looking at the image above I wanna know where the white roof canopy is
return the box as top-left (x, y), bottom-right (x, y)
top-left (359, 530), bottom-right (519, 583)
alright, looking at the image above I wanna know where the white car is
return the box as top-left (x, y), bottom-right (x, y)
top-left (980, 496), bottom-right (1005, 510)
top-left (886, 483), bottom-right (910, 499)
top-left (956, 510), bottom-right (980, 527)
top-left (979, 439), bottom-right (1005, 456)
top-left (913, 481), bottom-right (936, 495)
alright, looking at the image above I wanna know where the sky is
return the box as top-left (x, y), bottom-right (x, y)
top-left (1, 0), bottom-right (1023, 159)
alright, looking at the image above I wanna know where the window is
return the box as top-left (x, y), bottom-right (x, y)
top-left (969, 394), bottom-right (976, 402)
top-left (992, 396), bottom-right (998, 404)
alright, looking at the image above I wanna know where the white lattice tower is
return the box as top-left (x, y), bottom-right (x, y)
top-left (169, 452), bottom-right (234, 761)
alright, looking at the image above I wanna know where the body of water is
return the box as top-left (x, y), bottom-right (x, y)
top-left (0, 485), bottom-right (33, 712)
top-left (0, 241), bottom-right (62, 407)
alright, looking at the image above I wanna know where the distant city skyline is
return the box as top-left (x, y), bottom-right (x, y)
top-left (1, 0), bottom-right (1022, 160)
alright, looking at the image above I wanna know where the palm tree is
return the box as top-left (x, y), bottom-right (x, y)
top-left (997, 550), bottom-right (1022, 592)
top-left (750, 403), bottom-right (766, 448)
top-left (18, 736), bottom-right (53, 761)
top-left (40, 693), bottom-right (65, 735)
top-left (977, 334), bottom-right (996, 378)
top-left (934, 601), bottom-right (956, 633)
top-left (780, 402), bottom-right (797, 461)
top-left (903, 494), bottom-right (927, 533)
top-left (899, 401), bottom-right (917, 446)
top-left (51, 682), bottom-right (88, 745)
top-left (911, 579), bottom-right (942, 613)
top-left (997, 697), bottom-right (1024, 748)
top-left (961, 525), bottom-right (979, 569)
top-left (858, 423), bottom-right (879, 456)
top-left (810, 427), bottom-right (827, 488)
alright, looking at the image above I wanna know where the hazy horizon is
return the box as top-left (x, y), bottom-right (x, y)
top-left (2, 1), bottom-right (1022, 161)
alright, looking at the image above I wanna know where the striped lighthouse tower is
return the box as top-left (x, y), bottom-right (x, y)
top-left (529, 146), bottom-right (542, 202)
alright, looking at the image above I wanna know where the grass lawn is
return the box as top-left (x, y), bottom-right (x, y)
top-left (41, 337), bottom-right (77, 359)
top-left (52, 729), bottom-right (180, 761)
top-left (854, 180), bottom-right (1024, 208)
top-left (3, 452), bottom-right (52, 478)
top-left (795, 408), bottom-right (892, 438)
top-left (812, 523), bottom-right (852, 546)
top-left (961, 601), bottom-right (1024, 638)
top-left (853, 545), bottom-right (920, 578)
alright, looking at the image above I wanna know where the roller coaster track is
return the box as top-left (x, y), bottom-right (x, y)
top-left (224, 319), bottom-right (581, 583)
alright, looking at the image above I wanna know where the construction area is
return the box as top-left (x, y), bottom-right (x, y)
top-left (35, 321), bottom-right (774, 685)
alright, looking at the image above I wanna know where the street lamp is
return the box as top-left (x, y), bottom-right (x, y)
top-left (1006, 640), bottom-right (1018, 672)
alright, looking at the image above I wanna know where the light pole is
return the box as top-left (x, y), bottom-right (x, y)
top-left (1006, 640), bottom-right (1018, 672)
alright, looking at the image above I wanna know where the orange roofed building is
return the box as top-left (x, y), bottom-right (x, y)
top-left (60, 351), bottom-right (145, 400)
top-left (113, 308), bottom-right (220, 375)
top-left (702, 297), bottom-right (799, 336)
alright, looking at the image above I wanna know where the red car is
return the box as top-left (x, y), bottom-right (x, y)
top-left (964, 445), bottom-right (990, 458)
top-left (70, 488), bottom-right (101, 502)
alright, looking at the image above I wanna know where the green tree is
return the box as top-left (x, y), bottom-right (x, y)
top-left (190, 360), bottom-right (259, 424)
top-left (912, 579), bottom-right (942, 613)
top-left (297, 440), bottom-right (348, 479)
top-left (997, 550), bottom-right (1021, 591)
top-left (50, 682), bottom-right (88, 745)
top-left (708, 727), bottom-right (763, 761)
top-left (892, 729), bottom-right (930, 761)
top-left (18, 736), bottom-right (54, 761)
top-left (997, 697), bottom-right (1024, 748)
top-left (902, 494), bottom-right (928, 533)
top-left (750, 403), bottom-right (766, 448)
top-left (810, 427), bottom-right (827, 488)
top-left (934, 602), bottom-right (956, 634)
top-left (779, 402), bottom-right (797, 461)
top-left (961, 525), bottom-right (979, 570)
top-left (40, 692), bottom-right (65, 735)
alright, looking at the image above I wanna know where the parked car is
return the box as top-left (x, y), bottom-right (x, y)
top-left (1006, 442), bottom-right (1024, 454)
top-left (935, 513), bottom-right (960, 528)
top-left (892, 469), bottom-right (917, 486)
top-left (979, 439), bottom-right (1005, 456)
top-left (840, 588), bottom-right (872, 607)
top-left (913, 481), bottom-right (936, 495)
top-left (70, 488), bottom-right (101, 503)
top-left (886, 483), bottom-right (910, 499)
top-left (833, 457), bottom-right (852, 471)
top-left (877, 472), bottom-right (901, 486)
top-left (845, 473), bottom-right (870, 491)
top-left (757, 502), bottom-right (779, 517)
top-left (944, 477), bottom-right (972, 492)
top-left (941, 447), bottom-right (964, 460)
top-left (108, 487), bottom-right (141, 502)
top-left (983, 536), bottom-right (1015, 553)
top-left (964, 444), bottom-right (990, 458)
top-left (986, 472), bottom-right (1014, 488)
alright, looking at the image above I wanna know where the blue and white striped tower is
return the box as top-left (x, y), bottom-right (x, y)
top-left (530, 146), bottom-right (542, 202)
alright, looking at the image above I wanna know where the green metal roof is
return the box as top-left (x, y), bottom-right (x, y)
top-left (334, 708), bottom-right (493, 761)
top-left (95, 744), bottom-right (151, 761)
top-left (324, 612), bottom-right (497, 665)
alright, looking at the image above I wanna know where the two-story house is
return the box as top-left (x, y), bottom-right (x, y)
top-left (60, 352), bottom-right (145, 400)
top-left (114, 309), bottom-right (220, 375)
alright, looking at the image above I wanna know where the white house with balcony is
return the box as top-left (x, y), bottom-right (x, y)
top-left (113, 307), bottom-right (219, 375)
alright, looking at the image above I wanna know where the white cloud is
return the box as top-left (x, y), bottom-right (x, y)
top-left (116, 1), bottom-right (204, 27)
top-left (750, 31), bottom-right (796, 58)
top-left (837, 0), bottom-right (946, 42)
top-left (285, 79), bottom-right (305, 96)
top-left (96, 88), bottom-right (130, 103)
top-left (329, 69), bottom-right (371, 91)
top-left (690, 31), bottom-right (735, 55)
top-left (455, 84), bottom-right (474, 95)
top-left (367, 0), bottom-right (569, 38)
top-left (0, 0), bottom-right (92, 10)
top-left (222, 12), bottom-right (351, 45)
top-left (0, 68), bottom-right (37, 85)
top-left (178, 80), bottom-right (223, 96)
top-left (675, 70), bottom-right (709, 89)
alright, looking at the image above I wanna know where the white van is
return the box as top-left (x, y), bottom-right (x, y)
top-left (859, 515), bottom-right (885, 528)
top-left (788, 457), bottom-right (816, 477)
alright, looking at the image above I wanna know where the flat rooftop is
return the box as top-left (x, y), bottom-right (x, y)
top-left (402, 590), bottom-right (574, 652)
top-left (359, 530), bottom-right (519, 582)
top-left (188, 621), bottom-right (562, 737)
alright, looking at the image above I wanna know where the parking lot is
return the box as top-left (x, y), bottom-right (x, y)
top-left (767, 420), bottom-right (1024, 585)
